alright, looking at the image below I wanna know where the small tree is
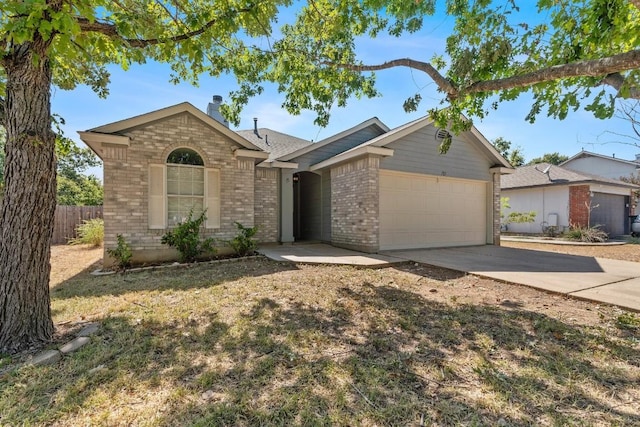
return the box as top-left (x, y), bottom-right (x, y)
top-left (106, 234), bottom-right (133, 270)
top-left (161, 210), bottom-right (214, 263)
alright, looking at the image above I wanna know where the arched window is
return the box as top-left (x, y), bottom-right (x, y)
top-left (166, 148), bottom-right (205, 226)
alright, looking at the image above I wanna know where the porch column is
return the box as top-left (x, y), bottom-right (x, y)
top-left (280, 169), bottom-right (295, 243)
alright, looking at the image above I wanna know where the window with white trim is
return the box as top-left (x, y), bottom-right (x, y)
top-left (167, 149), bottom-right (204, 226)
top-left (148, 148), bottom-right (220, 230)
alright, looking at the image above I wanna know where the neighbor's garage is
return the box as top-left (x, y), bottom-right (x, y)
top-left (379, 170), bottom-right (487, 250)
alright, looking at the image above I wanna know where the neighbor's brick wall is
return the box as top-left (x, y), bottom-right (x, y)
top-left (254, 167), bottom-right (279, 242)
top-left (330, 156), bottom-right (380, 253)
top-left (102, 112), bottom-right (255, 264)
top-left (569, 184), bottom-right (591, 227)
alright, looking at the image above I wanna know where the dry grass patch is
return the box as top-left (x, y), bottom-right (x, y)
top-left (1, 257), bottom-right (639, 426)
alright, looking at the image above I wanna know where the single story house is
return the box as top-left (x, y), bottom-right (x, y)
top-left (561, 150), bottom-right (640, 180)
top-left (501, 163), bottom-right (638, 236)
top-left (80, 97), bottom-right (512, 266)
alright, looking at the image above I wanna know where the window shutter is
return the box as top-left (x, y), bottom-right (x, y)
top-left (149, 164), bottom-right (166, 229)
top-left (205, 168), bottom-right (221, 229)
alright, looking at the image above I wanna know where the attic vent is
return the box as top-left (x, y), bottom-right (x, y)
top-left (435, 128), bottom-right (451, 142)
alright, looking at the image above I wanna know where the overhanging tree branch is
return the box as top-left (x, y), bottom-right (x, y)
top-left (76, 3), bottom-right (256, 48)
top-left (333, 49), bottom-right (640, 100)
top-left (323, 58), bottom-right (456, 95)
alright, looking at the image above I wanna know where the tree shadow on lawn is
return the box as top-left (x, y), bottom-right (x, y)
top-left (50, 258), bottom-right (300, 299)
top-left (7, 267), bottom-right (639, 425)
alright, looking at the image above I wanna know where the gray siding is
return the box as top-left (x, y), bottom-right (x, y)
top-left (380, 126), bottom-right (492, 181)
top-left (292, 126), bottom-right (385, 170)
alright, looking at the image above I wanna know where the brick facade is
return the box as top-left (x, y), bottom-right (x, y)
top-left (330, 155), bottom-right (380, 253)
top-left (254, 167), bottom-right (279, 242)
top-left (102, 112), bottom-right (268, 265)
top-left (569, 184), bottom-right (591, 227)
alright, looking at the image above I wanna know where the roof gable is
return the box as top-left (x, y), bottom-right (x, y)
top-left (316, 114), bottom-right (511, 169)
top-left (561, 150), bottom-right (640, 167)
top-left (278, 117), bottom-right (389, 161)
top-left (88, 102), bottom-right (263, 151)
top-left (502, 163), bottom-right (638, 189)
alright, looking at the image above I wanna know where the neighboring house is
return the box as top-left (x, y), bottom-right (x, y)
top-left (80, 97), bottom-right (512, 266)
top-left (501, 163), bottom-right (638, 236)
top-left (561, 150), bottom-right (640, 180)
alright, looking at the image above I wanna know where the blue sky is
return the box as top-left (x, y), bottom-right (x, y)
top-left (52, 6), bottom-right (640, 178)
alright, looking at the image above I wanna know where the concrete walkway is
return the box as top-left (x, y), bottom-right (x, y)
top-left (258, 243), bottom-right (640, 312)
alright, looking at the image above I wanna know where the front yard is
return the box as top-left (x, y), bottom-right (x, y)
top-left (1, 245), bottom-right (639, 425)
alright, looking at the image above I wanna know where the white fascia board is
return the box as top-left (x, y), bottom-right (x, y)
top-left (78, 131), bottom-right (131, 146)
top-left (257, 160), bottom-right (299, 169)
top-left (490, 166), bottom-right (515, 174)
top-left (234, 149), bottom-right (269, 160)
top-left (309, 146), bottom-right (394, 171)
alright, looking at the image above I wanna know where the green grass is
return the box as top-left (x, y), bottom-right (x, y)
top-left (1, 259), bottom-right (639, 426)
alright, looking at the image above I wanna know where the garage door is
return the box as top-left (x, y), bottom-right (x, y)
top-left (379, 170), bottom-right (487, 250)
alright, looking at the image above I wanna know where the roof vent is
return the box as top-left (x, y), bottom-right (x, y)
top-left (435, 128), bottom-right (451, 142)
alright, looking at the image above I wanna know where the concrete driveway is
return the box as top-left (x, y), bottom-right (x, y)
top-left (259, 243), bottom-right (640, 311)
top-left (384, 245), bottom-right (640, 312)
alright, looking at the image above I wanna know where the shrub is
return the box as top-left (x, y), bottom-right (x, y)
top-left (627, 236), bottom-right (640, 245)
top-left (68, 218), bottom-right (104, 247)
top-left (161, 210), bottom-right (214, 262)
top-left (228, 222), bottom-right (258, 256)
top-left (106, 234), bottom-right (133, 270)
top-left (564, 225), bottom-right (608, 243)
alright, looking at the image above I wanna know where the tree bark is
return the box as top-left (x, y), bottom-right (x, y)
top-left (0, 39), bottom-right (57, 354)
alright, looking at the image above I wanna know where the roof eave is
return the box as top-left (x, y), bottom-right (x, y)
top-left (309, 146), bottom-right (394, 171)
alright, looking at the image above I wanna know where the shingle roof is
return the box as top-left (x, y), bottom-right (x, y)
top-left (501, 163), bottom-right (638, 189)
top-left (561, 150), bottom-right (640, 167)
top-left (235, 128), bottom-right (312, 161)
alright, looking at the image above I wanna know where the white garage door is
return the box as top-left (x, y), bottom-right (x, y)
top-left (379, 170), bottom-right (487, 250)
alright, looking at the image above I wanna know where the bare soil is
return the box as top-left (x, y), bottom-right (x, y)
top-left (50, 244), bottom-right (103, 287)
top-left (502, 239), bottom-right (640, 262)
top-left (48, 241), bottom-right (639, 333)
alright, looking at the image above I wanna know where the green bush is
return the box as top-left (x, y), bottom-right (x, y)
top-left (68, 218), bottom-right (104, 247)
top-left (106, 234), bottom-right (133, 270)
top-left (161, 210), bottom-right (214, 262)
top-left (627, 236), bottom-right (640, 245)
top-left (228, 222), bottom-right (258, 256)
top-left (564, 225), bottom-right (608, 243)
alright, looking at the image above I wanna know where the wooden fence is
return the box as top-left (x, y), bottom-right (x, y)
top-left (52, 205), bottom-right (103, 245)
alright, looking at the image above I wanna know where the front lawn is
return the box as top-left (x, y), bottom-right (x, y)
top-left (1, 255), bottom-right (639, 426)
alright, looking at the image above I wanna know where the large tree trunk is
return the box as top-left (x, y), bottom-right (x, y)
top-left (0, 40), bottom-right (57, 354)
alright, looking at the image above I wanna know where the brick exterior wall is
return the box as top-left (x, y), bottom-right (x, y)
top-left (569, 184), bottom-right (591, 227)
top-left (493, 172), bottom-right (501, 245)
top-left (254, 168), bottom-right (279, 242)
top-left (330, 155), bottom-right (380, 253)
top-left (102, 112), bottom-right (257, 265)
